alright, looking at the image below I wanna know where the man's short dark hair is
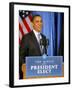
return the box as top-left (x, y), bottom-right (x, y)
top-left (31, 15), bottom-right (41, 22)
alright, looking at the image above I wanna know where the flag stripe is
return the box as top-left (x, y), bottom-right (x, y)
top-left (23, 18), bottom-right (31, 32)
top-left (28, 14), bottom-right (32, 21)
top-left (25, 17), bottom-right (33, 30)
top-left (19, 30), bottom-right (22, 40)
top-left (19, 23), bottom-right (24, 36)
top-left (19, 16), bottom-right (28, 34)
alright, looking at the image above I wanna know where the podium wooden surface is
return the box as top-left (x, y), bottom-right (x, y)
top-left (22, 64), bottom-right (64, 79)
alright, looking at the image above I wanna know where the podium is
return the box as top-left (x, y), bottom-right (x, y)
top-left (22, 56), bottom-right (64, 79)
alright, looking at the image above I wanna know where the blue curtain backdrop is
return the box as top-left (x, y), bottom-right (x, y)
top-left (32, 11), bottom-right (64, 56)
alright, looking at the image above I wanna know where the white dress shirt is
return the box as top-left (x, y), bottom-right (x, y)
top-left (33, 29), bottom-right (44, 54)
top-left (33, 29), bottom-right (42, 44)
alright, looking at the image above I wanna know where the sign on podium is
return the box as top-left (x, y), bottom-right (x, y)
top-left (25, 55), bottom-right (63, 78)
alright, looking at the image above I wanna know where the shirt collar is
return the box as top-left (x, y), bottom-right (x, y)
top-left (33, 29), bottom-right (40, 36)
top-left (33, 29), bottom-right (42, 42)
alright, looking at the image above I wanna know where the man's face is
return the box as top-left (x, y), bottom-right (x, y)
top-left (32, 16), bottom-right (43, 32)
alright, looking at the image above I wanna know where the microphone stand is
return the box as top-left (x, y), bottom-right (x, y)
top-left (40, 39), bottom-right (49, 56)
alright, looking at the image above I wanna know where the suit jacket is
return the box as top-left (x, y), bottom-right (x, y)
top-left (19, 30), bottom-right (46, 79)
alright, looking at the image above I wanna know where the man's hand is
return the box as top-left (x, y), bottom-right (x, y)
top-left (21, 64), bottom-right (26, 79)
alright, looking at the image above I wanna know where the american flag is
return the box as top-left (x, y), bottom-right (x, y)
top-left (19, 10), bottom-right (33, 44)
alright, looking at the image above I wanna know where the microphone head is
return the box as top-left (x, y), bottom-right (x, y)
top-left (40, 38), bottom-right (49, 47)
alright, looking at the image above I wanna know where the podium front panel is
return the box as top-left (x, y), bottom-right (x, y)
top-left (26, 56), bottom-right (63, 78)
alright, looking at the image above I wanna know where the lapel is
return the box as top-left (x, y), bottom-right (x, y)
top-left (30, 31), bottom-right (42, 55)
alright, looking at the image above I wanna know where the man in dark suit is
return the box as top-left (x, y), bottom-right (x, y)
top-left (19, 15), bottom-right (47, 79)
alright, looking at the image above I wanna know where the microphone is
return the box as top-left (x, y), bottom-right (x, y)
top-left (40, 38), bottom-right (49, 55)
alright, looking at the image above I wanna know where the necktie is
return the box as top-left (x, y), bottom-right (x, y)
top-left (38, 33), bottom-right (41, 44)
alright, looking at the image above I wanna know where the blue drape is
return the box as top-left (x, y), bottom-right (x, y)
top-left (32, 11), bottom-right (64, 56)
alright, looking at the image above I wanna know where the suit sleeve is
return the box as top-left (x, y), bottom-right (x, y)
top-left (19, 36), bottom-right (29, 66)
